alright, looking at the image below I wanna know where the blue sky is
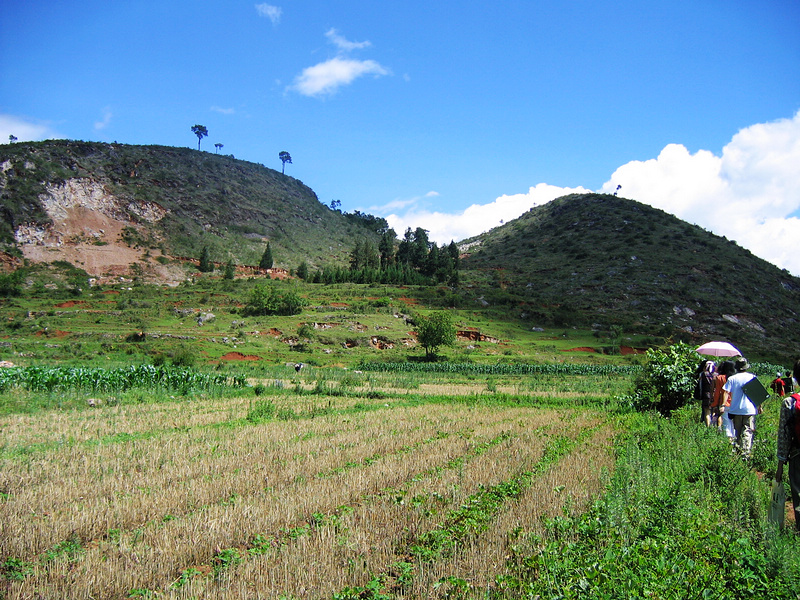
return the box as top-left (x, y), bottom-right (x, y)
top-left (1, 0), bottom-right (799, 275)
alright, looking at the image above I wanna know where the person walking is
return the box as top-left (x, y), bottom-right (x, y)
top-left (712, 361), bottom-right (736, 430)
top-left (697, 360), bottom-right (717, 426)
top-left (776, 360), bottom-right (800, 531)
top-left (722, 358), bottom-right (758, 458)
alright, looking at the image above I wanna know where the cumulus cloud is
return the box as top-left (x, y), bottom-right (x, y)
top-left (0, 114), bottom-right (58, 143)
top-left (380, 112), bottom-right (800, 276)
top-left (255, 3), bottom-right (281, 24)
top-left (383, 183), bottom-right (591, 244)
top-left (291, 57), bottom-right (389, 97)
top-left (600, 111), bottom-right (800, 276)
top-left (290, 29), bottom-right (389, 97)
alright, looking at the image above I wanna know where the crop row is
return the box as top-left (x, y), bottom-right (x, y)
top-left (0, 364), bottom-right (244, 393)
top-left (358, 361), bottom-right (639, 376)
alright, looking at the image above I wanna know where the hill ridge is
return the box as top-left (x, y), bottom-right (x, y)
top-left (460, 193), bottom-right (800, 362)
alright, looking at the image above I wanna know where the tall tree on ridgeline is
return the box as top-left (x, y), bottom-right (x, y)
top-left (279, 151), bottom-right (292, 174)
top-left (191, 125), bottom-right (208, 151)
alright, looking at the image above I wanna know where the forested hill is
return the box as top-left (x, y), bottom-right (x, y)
top-left (0, 140), bottom-right (386, 276)
top-left (460, 193), bottom-right (800, 362)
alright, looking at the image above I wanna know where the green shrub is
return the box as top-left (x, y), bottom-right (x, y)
top-left (623, 341), bottom-right (698, 416)
top-left (247, 399), bottom-right (276, 423)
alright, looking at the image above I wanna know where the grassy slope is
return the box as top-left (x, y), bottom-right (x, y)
top-left (0, 140), bottom-right (383, 269)
top-left (2, 142), bottom-right (799, 364)
top-left (460, 193), bottom-right (800, 364)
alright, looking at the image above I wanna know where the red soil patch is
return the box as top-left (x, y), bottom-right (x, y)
top-left (621, 346), bottom-right (647, 355)
top-left (397, 297), bottom-right (419, 305)
top-left (35, 330), bottom-right (71, 338)
top-left (562, 347), bottom-right (597, 353)
top-left (220, 352), bottom-right (261, 361)
top-left (329, 302), bottom-right (349, 307)
top-left (54, 301), bottom-right (86, 308)
top-left (102, 290), bottom-right (120, 295)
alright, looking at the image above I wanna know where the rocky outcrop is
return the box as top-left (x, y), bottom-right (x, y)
top-left (13, 178), bottom-right (173, 279)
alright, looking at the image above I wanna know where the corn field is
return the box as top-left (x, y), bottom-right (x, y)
top-left (0, 383), bottom-right (617, 599)
top-left (0, 365), bottom-right (243, 394)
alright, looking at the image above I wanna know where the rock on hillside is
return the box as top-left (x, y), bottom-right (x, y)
top-left (12, 177), bottom-right (176, 281)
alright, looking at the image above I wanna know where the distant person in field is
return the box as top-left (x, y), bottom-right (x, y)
top-left (771, 372), bottom-right (787, 396)
top-left (783, 371), bottom-right (795, 394)
top-left (722, 358), bottom-right (758, 459)
top-left (776, 359), bottom-right (800, 531)
top-left (695, 360), bottom-right (717, 426)
top-left (712, 360), bottom-right (736, 430)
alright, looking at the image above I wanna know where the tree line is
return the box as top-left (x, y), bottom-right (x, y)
top-left (295, 227), bottom-right (460, 286)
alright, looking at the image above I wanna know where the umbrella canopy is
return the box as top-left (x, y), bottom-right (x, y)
top-left (696, 341), bottom-right (741, 357)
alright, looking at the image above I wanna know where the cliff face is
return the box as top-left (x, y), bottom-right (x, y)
top-left (11, 178), bottom-right (180, 281)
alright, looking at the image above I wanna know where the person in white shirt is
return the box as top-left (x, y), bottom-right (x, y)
top-left (722, 358), bottom-right (758, 459)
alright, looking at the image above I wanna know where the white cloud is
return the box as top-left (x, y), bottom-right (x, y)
top-left (600, 111), bottom-right (800, 276)
top-left (291, 57), bottom-right (389, 97)
top-left (381, 112), bottom-right (800, 276)
top-left (211, 106), bottom-right (236, 115)
top-left (94, 107), bottom-right (112, 131)
top-left (255, 3), bottom-right (281, 24)
top-left (325, 28), bottom-right (371, 52)
top-left (384, 183), bottom-right (591, 244)
top-left (290, 29), bottom-right (390, 97)
top-left (0, 114), bottom-right (59, 143)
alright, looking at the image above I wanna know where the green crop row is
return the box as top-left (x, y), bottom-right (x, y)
top-left (0, 365), bottom-right (243, 393)
top-left (357, 361), bottom-right (639, 377)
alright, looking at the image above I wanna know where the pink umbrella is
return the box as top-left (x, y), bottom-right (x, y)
top-left (696, 341), bottom-right (741, 357)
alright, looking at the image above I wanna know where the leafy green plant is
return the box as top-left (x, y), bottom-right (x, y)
top-left (415, 311), bottom-right (456, 359)
top-left (245, 284), bottom-right (306, 316)
top-left (170, 567), bottom-right (203, 589)
top-left (623, 341), bottom-right (698, 416)
top-left (247, 399), bottom-right (276, 423)
top-left (212, 548), bottom-right (242, 576)
top-left (1, 557), bottom-right (34, 581)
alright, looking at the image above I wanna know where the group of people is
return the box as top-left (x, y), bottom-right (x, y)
top-left (695, 356), bottom-right (763, 456)
top-left (694, 357), bottom-right (800, 531)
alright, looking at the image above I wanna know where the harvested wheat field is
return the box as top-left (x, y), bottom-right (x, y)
top-left (0, 390), bottom-right (616, 599)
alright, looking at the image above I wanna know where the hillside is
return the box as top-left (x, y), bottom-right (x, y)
top-left (459, 193), bottom-right (800, 362)
top-left (0, 140), bottom-right (384, 281)
top-left (2, 142), bottom-right (798, 363)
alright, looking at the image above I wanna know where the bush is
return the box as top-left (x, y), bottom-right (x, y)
top-left (244, 284), bottom-right (306, 316)
top-left (624, 341), bottom-right (698, 416)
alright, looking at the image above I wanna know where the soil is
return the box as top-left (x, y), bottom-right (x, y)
top-left (621, 346), bottom-right (647, 355)
top-left (14, 179), bottom-right (187, 284)
top-left (219, 352), bottom-right (261, 361)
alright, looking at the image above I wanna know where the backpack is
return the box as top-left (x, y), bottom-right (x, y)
top-left (790, 393), bottom-right (800, 446)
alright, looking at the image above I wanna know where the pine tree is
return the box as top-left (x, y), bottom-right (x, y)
top-left (259, 243), bottom-right (274, 270)
top-left (296, 261), bottom-right (309, 280)
top-left (223, 259), bottom-right (235, 280)
top-left (198, 246), bottom-right (213, 272)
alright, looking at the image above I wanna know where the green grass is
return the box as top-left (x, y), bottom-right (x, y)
top-left (488, 411), bottom-right (800, 599)
top-left (0, 273), bottom-right (654, 370)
